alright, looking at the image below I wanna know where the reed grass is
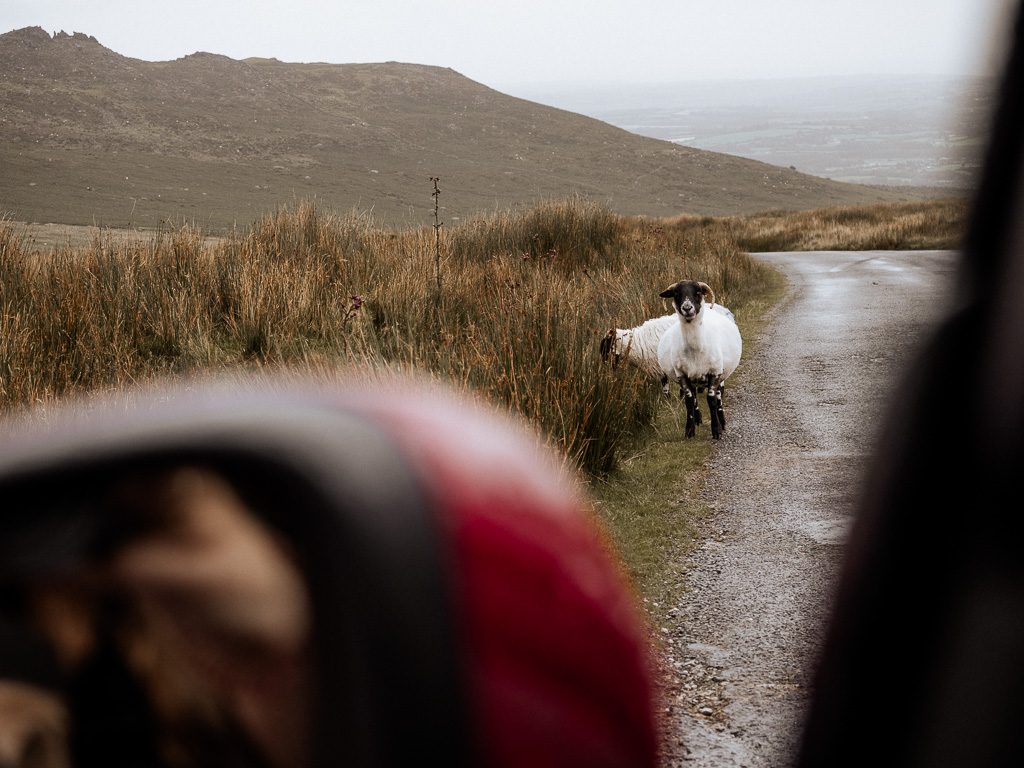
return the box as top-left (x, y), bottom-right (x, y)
top-left (0, 200), bottom-right (775, 476)
top-left (673, 197), bottom-right (969, 252)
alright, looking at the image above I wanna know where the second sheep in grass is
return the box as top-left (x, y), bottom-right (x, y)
top-left (600, 314), bottom-right (676, 378)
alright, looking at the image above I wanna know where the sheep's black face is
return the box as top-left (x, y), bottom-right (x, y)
top-left (659, 281), bottom-right (705, 323)
top-left (600, 330), bottom-right (622, 368)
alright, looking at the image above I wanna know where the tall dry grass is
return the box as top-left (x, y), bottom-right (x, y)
top-left (673, 198), bottom-right (969, 252)
top-left (0, 200), bottom-right (773, 474)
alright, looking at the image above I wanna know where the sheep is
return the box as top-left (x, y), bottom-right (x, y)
top-left (600, 314), bottom-right (676, 378)
top-left (657, 280), bottom-right (742, 439)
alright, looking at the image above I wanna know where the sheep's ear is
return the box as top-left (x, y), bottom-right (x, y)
top-left (659, 287), bottom-right (675, 299)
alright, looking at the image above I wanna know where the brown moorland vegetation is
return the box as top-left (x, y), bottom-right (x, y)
top-left (0, 198), bottom-right (780, 476)
top-left (704, 198), bottom-right (970, 252)
top-left (0, 195), bottom-right (967, 604)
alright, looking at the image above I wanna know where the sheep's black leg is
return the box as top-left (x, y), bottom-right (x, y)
top-left (717, 383), bottom-right (726, 429)
top-left (661, 374), bottom-right (671, 399)
top-left (707, 376), bottom-right (724, 439)
top-left (682, 376), bottom-right (698, 438)
top-left (687, 376), bottom-right (702, 424)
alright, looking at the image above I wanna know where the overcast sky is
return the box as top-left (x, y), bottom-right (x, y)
top-left (1, 0), bottom-right (1016, 89)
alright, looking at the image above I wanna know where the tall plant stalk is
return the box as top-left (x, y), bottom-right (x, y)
top-left (431, 176), bottom-right (443, 292)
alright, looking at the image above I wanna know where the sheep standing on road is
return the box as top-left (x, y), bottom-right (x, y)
top-left (657, 281), bottom-right (742, 439)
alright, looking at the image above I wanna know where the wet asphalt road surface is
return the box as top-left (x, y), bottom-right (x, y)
top-left (658, 250), bottom-right (959, 767)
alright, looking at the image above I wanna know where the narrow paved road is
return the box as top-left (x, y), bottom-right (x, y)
top-left (659, 250), bottom-right (959, 767)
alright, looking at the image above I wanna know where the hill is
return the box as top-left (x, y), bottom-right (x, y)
top-left (0, 27), bottom-right (952, 233)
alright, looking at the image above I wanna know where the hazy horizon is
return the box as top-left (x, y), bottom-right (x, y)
top-left (1, 0), bottom-right (1014, 93)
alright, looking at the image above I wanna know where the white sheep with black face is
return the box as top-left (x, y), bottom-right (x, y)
top-left (657, 281), bottom-right (742, 439)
